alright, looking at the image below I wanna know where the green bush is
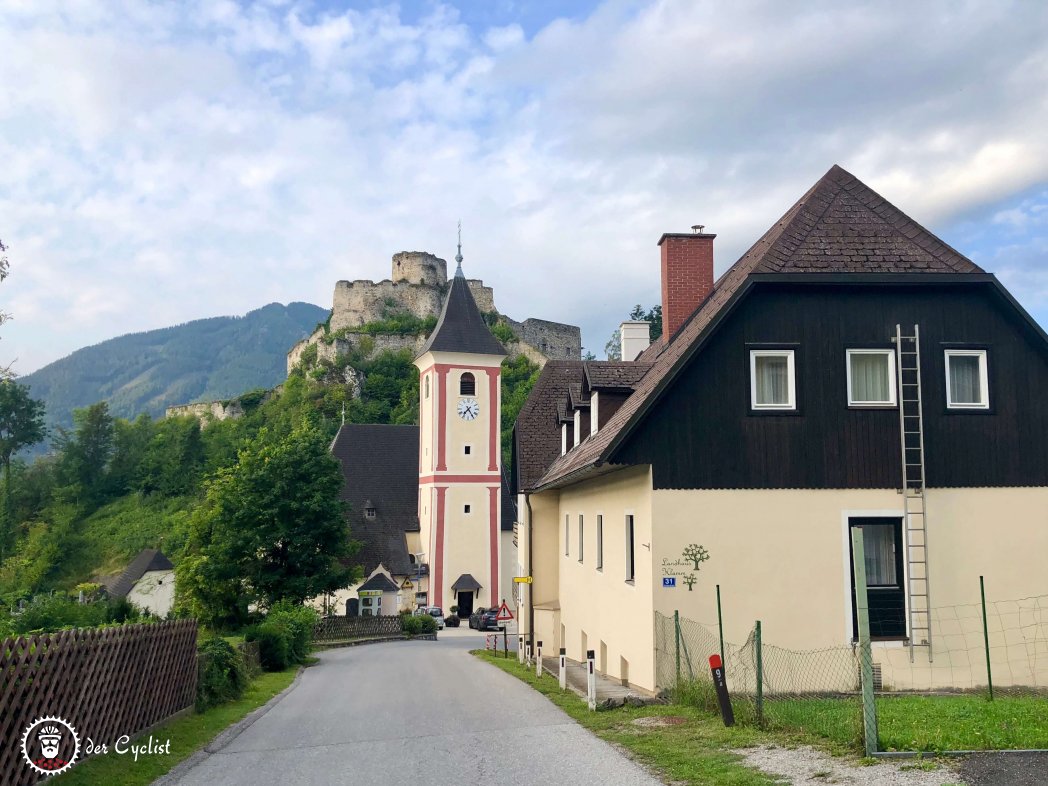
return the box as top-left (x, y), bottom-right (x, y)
top-left (402, 614), bottom-right (437, 636)
top-left (196, 637), bottom-right (248, 712)
top-left (267, 601), bottom-right (318, 664)
top-left (246, 620), bottom-right (292, 672)
top-left (9, 593), bottom-right (147, 635)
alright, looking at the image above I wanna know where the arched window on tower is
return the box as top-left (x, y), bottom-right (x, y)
top-left (424, 376), bottom-right (430, 399)
top-left (460, 372), bottom-right (476, 396)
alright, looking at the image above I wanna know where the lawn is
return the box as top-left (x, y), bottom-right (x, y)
top-left (747, 694), bottom-right (1047, 752)
top-left (473, 650), bottom-right (797, 786)
top-left (55, 668), bottom-right (299, 786)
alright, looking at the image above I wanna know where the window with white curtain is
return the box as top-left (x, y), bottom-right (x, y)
top-left (945, 350), bottom-right (989, 409)
top-left (857, 523), bottom-right (898, 586)
top-left (847, 349), bottom-right (896, 406)
top-left (750, 349), bottom-right (796, 410)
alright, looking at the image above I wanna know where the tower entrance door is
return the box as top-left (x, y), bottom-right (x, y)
top-left (457, 591), bottom-right (474, 618)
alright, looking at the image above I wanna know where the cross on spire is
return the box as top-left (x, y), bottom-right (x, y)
top-left (455, 220), bottom-right (464, 278)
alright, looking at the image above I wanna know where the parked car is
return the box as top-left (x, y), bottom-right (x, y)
top-left (426, 606), bottom-right (445, 630)
top-left (469, 607), bottom-right (501, 631)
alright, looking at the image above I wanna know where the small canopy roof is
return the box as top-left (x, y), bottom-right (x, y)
top-left (451, 573), bottom-right (482, 592)
top-left (358, 573), bottom-right (400, 593)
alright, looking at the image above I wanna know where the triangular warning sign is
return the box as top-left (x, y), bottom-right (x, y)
top-left (495, 601), bottom-right (514, 621)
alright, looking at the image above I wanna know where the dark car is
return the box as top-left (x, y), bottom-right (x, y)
top-left (469, 607), bottom-right (501, 631)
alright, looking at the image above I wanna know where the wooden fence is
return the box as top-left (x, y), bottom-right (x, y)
top-left (313, 615), bottom-right (402, 642)
top-left (0, 620), bottom-right (198, 786)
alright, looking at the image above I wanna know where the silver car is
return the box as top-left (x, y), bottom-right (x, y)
top-left (426, 606), bottom-right (445, 630)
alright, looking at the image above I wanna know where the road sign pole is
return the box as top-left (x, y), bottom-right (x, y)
top-left (586, 649), bottom-right (597, 710)
top-left (536, 641), bottom-right (543, 677)
top-left (559, 647), bottom-right (567, 689)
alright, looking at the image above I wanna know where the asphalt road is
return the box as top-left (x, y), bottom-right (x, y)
top-left (165, 629), bottom-right (661, 786)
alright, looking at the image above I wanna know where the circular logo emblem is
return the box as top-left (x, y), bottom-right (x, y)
top-left (21, 716), bottom-right (80, 776)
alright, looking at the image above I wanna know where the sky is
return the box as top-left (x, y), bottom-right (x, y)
top-left (2, 0), bottom-right (1048, 373)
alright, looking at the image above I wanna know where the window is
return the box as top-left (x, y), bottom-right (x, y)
top-left (945, 350), bottom-right (989, 409)
top-left (847, 349), bottom-right (896, 406)
top-left (625, 515), bottom-right (635, 583)
top-left (564, 514), bottom-right (570, 556)
top-left (750, 349), bottom-right (796, 410)
top-left (424, 376), bottom-right (430, 399)
top-left (464, 504), bottom-right (471, 514)
top-left (460, 372), bottom-right (476, 396)
top-left (464, 445), bottom-right (471, 455)
top-left (590, 392), bottom-right (599, 435)
top-left (578, 515), bottom-right (584, 563)
top-left (596, 515), bottom-right (603, 571)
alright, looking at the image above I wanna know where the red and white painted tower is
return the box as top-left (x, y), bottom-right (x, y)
top-left (414, 246), bottom-right (506, 617)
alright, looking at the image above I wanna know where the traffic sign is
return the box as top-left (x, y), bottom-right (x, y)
top-left (513, 576), bottom-right (533, 584)
top-left (401, 579), bottom-right (414, 589)
top-left (495, 601), bottom-right (514, 622)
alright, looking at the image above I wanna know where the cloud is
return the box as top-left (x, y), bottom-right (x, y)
top-left (0, 0), bottom-right (1047, 374)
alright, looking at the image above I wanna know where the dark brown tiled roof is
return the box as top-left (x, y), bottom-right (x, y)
top-left (451, 573), bottom-right (482, 591)
top-left (512, 361), bottom-right (585, 492)
top-left (568, 383), bottom-right (589, 409)
top-left (417, 273), bottom-right (506, 357)
top-left (331, 423), bottom-right (420, 576)
top-left (583, 361), bottom-right (653, 392)
top-left (534, 164), bottom-right (984, 490)
top-left (358, 572), bottom-right (400, 593)
top-left (102, 549), bottom-right (174, 599)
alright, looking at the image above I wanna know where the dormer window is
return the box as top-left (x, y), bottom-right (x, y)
top-left (460, 372), bottom-right (476, 396)
top-left (364, 500), bottom-right (377, 519)
top-left (589, 391), bottom-right (599, 435)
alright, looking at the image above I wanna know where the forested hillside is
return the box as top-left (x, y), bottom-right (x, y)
top-left (20, 301), bottom-right (326, 444)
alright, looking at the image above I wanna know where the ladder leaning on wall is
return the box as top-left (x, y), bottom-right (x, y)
top-left (893, 324), bottom-right (933, 663)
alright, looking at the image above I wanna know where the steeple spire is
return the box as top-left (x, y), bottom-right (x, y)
top-left (455, 220), bottom-right (464, 278)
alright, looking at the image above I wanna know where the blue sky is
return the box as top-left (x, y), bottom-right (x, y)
top-left (2, 0), bottom-right (1047, 373)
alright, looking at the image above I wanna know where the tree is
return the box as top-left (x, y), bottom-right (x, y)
top-left (0, 238), bottom-right (11, 379)
top-left (178, 424), bottom-right (356, 626)
top-left (56, 402), bottom-right (115, 505)
top-left (0, 381), bottom-right (46, 559)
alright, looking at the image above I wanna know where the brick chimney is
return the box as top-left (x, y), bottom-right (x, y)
top-left (658, 228), bottom-right (715, 342)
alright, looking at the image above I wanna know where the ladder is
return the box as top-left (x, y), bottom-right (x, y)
top-left (893, 324), bottom-right (932, 662)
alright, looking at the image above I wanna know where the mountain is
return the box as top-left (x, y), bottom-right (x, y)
top-left (20, 302), bottom-right (327, 441)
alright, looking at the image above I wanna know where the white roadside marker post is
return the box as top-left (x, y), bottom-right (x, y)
top-left (536, 641), bottom-right (543, 678)
top-left (559, 647), bottom-right (567, 689)
top-left (518, 635), bottom-right (525, 664)
top-left (526, 641), bottom-right (532, 666)
top-left (586, 649), bottom-right (597, 710)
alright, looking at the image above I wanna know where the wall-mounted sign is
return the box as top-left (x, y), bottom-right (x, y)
top-left (359, 590), bottom-right (383, 598)
top-left (401, 579), bottom-right (414, 589)
top-left (513, 576), bottom-right (533, 584)
top-left (662, 577), bottom-right (676, 587)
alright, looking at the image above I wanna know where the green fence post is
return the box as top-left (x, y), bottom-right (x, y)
top-left (851, 527), bottom-right (879, 756)
top-left (674, 610), bottom-right (681, 686)
top-left (754, 620), bottom-right (763, 727)
top-left (717, 584), bottom-right (725, 670)
top-left (980, 575), bottom-right (994, 701)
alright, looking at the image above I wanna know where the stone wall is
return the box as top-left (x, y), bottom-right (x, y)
top-left (165, 399), bottom-right (245, 422)
top-left (504, 317), bottom-right (581, 361)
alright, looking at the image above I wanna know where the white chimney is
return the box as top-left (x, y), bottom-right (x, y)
top-left (620, 321), bottom-right (651, 361)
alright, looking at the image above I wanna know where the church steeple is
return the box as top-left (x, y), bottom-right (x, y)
top-left (416, 248), bottom-right (506, 359)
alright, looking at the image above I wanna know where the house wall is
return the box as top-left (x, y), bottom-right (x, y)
top-left (126, 570), bottom-right (175, 617)
top-left (615, 281), bottom-right (1048, 489)
top-left (651, 486), bottom-right (1048, 691)
top-left (536, 466), bottom-right (656, 691)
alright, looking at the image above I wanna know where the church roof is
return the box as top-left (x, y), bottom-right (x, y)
top-left (331, 423), bottom-right (420, 576)
top-left (417, 273), bottom-right (506, 358)
top-left (535, 164), bottom-right (987, 490)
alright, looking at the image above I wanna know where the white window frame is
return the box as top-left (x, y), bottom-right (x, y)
top-left (945, 349), bottom-right (989, 409)
top-left (846, 349), bottom-right (897, 407)
top-left (578, 514), bottom-right (584, 563)
top-left (590, 391), bottom-right (599, 436)
top-left (624, 514), bottom-right (636, 584)
top-left (596, 514), bottom-right (604, 571)
top-left (749, 349), bottom-right (796, 410)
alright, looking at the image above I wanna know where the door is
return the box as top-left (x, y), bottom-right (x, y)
top-left (457, 590), bottom-right (474, 618)
top-left (849, 517), bottom-right (906, 638)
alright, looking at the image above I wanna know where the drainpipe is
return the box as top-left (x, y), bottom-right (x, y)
top-left (525, 492), bottom-right (535, 655)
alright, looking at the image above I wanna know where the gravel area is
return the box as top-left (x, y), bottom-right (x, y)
top-left (955, 752), bottom-right (1048, 786)
top-left (734, 745), bottom-right (966, 785)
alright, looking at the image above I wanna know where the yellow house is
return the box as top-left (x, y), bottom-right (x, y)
top-left (513, 165), bottom-right (1048, 694)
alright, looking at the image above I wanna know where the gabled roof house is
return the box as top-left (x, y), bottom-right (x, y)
top-left (513, 165), bottom-right (1048, 695)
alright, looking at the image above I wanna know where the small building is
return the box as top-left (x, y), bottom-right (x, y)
top-left (356, 569), bottom-right (402, 617)
top-left (100, 549), bottom-right (175, 617)
top-left (514, 165), bottom-right (1048, 694)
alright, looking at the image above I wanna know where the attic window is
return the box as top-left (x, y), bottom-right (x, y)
top-left (945, 350), bottom-right (989, 409)
top-left (460, 372), bottom-right (476, 396)
top-left (364, 503), bottom-right (376, 519)
top-left (750, 349), bottom-right (796, 410)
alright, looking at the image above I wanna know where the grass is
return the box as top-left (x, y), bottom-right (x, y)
top-left (473, 650), bottom-right (798, 785)
top-left (763, 694), bottom-right (1048, 752)
top-left (55, 668), bottom-right (299, 786)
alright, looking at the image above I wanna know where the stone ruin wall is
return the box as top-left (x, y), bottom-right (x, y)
top-left (166, 399), bottom-right (244, 422)
top-left (504, 317), bottom-right (582, 361)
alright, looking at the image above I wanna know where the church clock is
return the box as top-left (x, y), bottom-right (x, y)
top-left (457, 398), bottom-right (480, 421)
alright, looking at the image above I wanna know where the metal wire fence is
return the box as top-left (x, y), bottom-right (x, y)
top-left (655, 589), bottom-right (1048, 752)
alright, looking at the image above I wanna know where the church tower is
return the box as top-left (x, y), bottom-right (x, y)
top-left (414, 243), bottom-right (506, 616)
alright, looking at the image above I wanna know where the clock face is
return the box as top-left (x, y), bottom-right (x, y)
top-left (457, 398), bottom-right (480, 421)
